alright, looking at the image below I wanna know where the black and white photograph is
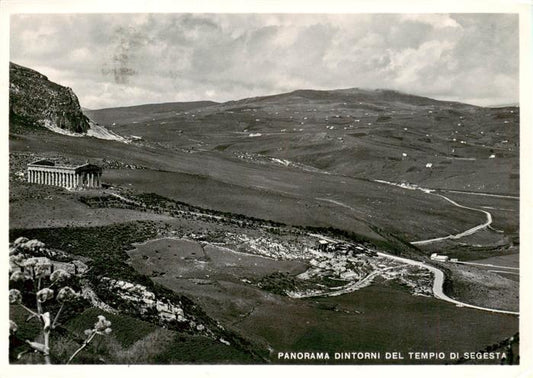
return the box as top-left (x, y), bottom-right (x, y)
top-left (2, 0), bottom-right (531, 375)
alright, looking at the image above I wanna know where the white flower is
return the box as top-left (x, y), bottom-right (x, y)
top-left (56, 287), bottom-right (77, 302)
top-left (34, 259), bottom-right (52, 278)
top-left (9, 289), bottom-right (22, 304)
top-left (14, 236), bottom-right (29, 246)
top-left (50, 269), bottom-right (70, 282)
top-left (9, 271), bottom-right (25, 282)
top-left (36, 288), bottom-right (54, 303)
top-left (10, 254), bottom-right (25, 266)
top-left (9, 320), bottom-right (18, 334)
top-left (23, 257), bottom-right (40, 268)
top-left (94, 315), bottom-right (112, 332)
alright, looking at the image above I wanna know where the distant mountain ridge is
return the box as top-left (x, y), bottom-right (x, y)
top-left (9, 62), bottom-right (90, 133)
top-left (89, 88), bottom-right (477, 114)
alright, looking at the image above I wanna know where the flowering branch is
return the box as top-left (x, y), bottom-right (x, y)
top-left (9, 241), bottom-right (111, 364)
top-left (67, 316), bottom-right (112, 364)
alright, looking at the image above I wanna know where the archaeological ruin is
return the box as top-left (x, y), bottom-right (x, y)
top-left (27, 159), bottom-right (102, 189)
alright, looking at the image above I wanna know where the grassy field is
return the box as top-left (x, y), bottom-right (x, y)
top-left (440, 263), bottom-right (518, 311)
top-left (128, 238), bottom-right (307, 282)
top-left (223, 283), bottom-right (517, 364)
top-left (10, 130), bottom-right (488, 244)
top-left (124, 238), bottom-right (518, 364)
top-left (469, 253), bottom-right (519, 267)
top-left (9, 181), bottom-right (175, 229)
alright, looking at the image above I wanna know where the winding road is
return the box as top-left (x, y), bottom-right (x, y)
top-left (374, 250), bottom-right (518, 316)
top-left (410, 193), bottom-right (493, 245)
top-left (308, 226), bottom-right (519, 315)
top-left (371, 180), bottom-right (498, 246)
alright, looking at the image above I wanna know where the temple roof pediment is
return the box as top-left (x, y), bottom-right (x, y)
top-left (74, 164), bottom-right (102, 173)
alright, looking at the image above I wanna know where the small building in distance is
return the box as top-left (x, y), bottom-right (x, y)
top-left (430, 253), bottom-right (449, 262)
top-left (27, 159), bottom-right (102, 189)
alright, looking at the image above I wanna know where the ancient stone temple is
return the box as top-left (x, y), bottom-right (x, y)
top-left (27, 159), bottom-right (102, 189)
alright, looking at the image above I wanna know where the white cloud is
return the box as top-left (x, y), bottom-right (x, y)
top-left (10, 13), bottom-right (518, 108)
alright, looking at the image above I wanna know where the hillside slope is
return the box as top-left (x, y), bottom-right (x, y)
top-left (89, 88), bottom-right (519, 194)
top-left (9, 62), bottom-right (90, 133)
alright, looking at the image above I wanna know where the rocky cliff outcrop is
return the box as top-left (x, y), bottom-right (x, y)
top-left (9, 62), bottom-right (90, 133)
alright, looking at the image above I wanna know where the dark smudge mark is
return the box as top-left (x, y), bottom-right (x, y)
top-left (102, 26), bottom-right (148, 84)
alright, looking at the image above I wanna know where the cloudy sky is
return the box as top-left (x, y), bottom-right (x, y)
top-left (10, 13), bottom-right (518, 109)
